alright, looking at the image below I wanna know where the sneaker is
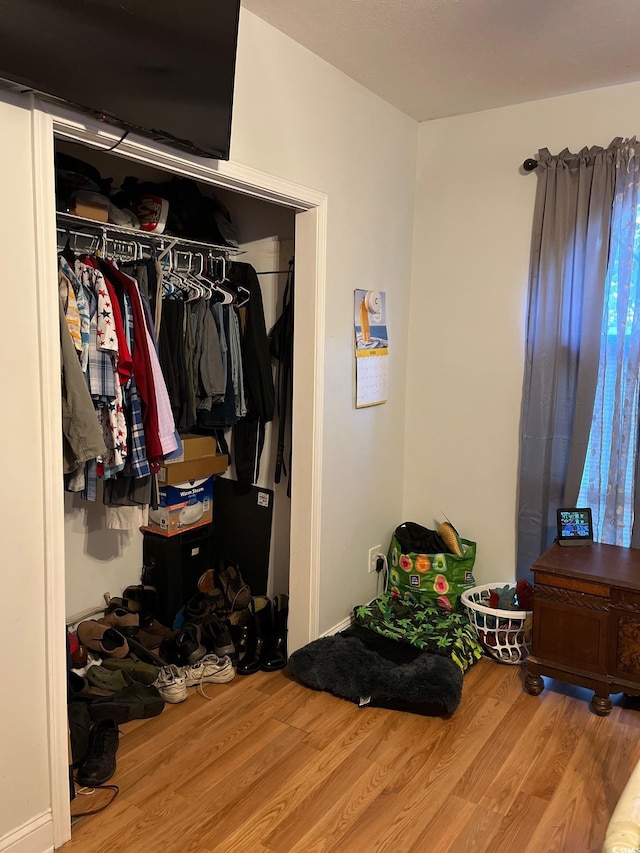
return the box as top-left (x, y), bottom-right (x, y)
top-left (180, 653), bottom-right (235, 688)
top-left (154, 665), bottom-right (187, 704)
top-left (201, 617), bottom-right (237, 663)
top-left (175, 623), bottom-right (207, 665)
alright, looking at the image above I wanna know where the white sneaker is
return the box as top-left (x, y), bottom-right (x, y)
top-left (154, 664), bottom-right (188, 704)
top-left (180, 654), bottom-right (235, 694)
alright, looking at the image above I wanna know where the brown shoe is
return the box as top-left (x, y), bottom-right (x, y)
top-left (77, 621), bottom-right (129, 659)
top-left (218, 561), bottom-right (251, 611)
top-left (142, 618), bottom-right (177, 642)
top-left (197, 569), bottom-right (216, 595)
top-left (98, 608), bottom-right (139, 631)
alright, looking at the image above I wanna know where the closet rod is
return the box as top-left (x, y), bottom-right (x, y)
top-left (56, 211), bottom-right (242, 257)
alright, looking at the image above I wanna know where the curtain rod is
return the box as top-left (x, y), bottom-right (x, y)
top-left (522, 158), bottom-right (538, 172)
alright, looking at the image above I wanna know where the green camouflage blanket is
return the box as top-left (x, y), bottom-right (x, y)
top-left (353, 593), bottom-right (483, 673)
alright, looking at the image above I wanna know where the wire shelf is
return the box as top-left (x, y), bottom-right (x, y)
top-left (56, 211), bottom-right (241, 257)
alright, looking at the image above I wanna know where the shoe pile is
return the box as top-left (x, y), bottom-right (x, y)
top-left (67, 605), bottom-right (177, 788)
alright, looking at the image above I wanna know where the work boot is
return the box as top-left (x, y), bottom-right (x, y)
top-left (218, 560), bottom-right (252, 611)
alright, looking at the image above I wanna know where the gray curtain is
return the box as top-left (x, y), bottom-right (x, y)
top-left (516, 143), bottom-right (617, 579)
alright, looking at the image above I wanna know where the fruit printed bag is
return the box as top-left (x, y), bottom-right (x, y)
top-left (387, 521), bottom-right (476, 610)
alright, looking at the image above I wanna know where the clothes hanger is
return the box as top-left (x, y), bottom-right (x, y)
top-left (191, 252), bottom-right (213, 300)
top-left (202, 252), bottom-right (234, 305)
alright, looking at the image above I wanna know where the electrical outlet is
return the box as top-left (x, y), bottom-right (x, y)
top-left (368, 545), bottom-right (382, 574)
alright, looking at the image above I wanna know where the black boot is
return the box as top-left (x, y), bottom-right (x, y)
top-left (261, 593), bottom-right (289, 672)
top-left (76, 719), bottom-right (119, 786)
top-left (237, 596), bottom-right (271, 676)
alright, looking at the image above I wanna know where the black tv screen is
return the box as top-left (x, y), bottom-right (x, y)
top-left (0, 0), bottom-right (240, 159)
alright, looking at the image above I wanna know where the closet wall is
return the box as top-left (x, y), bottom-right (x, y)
top-left (58, 140), bottom-right (296, 619)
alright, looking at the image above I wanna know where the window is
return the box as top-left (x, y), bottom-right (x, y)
top-left (578, 188), bottom-right (640, 546)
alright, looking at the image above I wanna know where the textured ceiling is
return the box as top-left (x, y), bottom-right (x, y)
top-left (242, 0), bottom-right (640, 120)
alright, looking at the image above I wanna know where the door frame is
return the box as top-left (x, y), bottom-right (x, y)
top-left (32, 101), bottom-right (327, 847)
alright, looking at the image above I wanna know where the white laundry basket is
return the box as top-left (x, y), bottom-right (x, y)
top-left (461, 583), bottom-right (533, 664)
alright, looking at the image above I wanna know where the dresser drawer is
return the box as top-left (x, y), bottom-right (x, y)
top-left (534, 571), bottom-right (609, 598)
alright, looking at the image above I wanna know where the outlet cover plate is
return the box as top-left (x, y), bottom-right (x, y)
top-left (368, 544), bottom-right (382, 573)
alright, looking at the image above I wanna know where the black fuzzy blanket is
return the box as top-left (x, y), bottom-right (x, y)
top-left (288, 627), bottom-right (462, 716)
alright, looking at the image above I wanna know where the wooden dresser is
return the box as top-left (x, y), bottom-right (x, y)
top-left (524, 542), bottom-right (640, 715)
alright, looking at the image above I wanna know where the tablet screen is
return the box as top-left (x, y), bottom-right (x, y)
top-left (557, 507), bottom-right (593, 543)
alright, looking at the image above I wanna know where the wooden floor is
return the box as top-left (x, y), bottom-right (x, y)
top-left (61, 657), bottom-right (640, 853)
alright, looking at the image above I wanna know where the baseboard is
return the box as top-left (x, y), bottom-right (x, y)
top-left (320, 613), bottom-right (353, 637)
top-left (0, 812), bottom-right (54, 853)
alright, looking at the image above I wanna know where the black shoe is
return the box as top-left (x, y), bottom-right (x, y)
top-left (175, 622), bottom-right (207, 665)
top-left (184, 592), bottom-right (217, 623)
top-left (201, 617), bottom-right (237, 664)
top-left (76, 719), bottom-right (119, 786)
top-left (68, 700), bottom-right (92, 768)
top-left (89, 683), bottom-right (165, 725)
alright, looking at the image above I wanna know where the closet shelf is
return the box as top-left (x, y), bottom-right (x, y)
top-left (56, 211), bottom-right (242, 257)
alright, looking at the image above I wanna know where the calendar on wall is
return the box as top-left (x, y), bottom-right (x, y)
top-left (354, 289), bottom-right (388, 408)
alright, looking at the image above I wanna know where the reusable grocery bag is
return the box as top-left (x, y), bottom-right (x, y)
top-left (387, 521), bottom-right (476, 610)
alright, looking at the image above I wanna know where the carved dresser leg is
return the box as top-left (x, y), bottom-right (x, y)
top-left (524, 673), bottom-right (545, 696)
top-left (590, 694), bottom-right (613, 716)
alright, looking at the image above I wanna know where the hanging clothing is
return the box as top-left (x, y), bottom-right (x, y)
top-left (60, 299), bottom-right (106, 477)
top-left (231, 262), bottom-right (275, 484)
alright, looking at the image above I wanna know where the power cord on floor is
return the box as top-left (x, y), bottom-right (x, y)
top-left (71, 782), bottom-right (119, 818)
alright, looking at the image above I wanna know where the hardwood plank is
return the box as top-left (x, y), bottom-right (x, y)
top-left (284, 761), bottom-right (398, 853)
top-left (456, 689), bottom-right (543, 813)
top-left (448, 804), bottom-right (504, 853)
top-left (524, 714), bottom-right (638, 852)
top-left (204, 715), bottom-right (399, 851)
top-left (408, 794), bottom-right (477, 852)
top-left (490, 792), bottom-right (550, 853)
top-left (264, 754), bottom-right (386, 850)
top-left (519, 690), bottom-right (592, 801)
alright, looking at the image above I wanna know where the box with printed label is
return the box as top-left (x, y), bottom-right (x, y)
top-left (144, 476), bottom-right (214, 537)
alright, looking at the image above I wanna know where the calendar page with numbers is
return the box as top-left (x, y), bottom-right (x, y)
top-left (354, 289), bottom-right (388, 408)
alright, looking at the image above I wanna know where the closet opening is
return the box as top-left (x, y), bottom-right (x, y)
top-left (56, 139), bottom-right (296, 624)
top-left (36, 104), bottom-right (327, 847)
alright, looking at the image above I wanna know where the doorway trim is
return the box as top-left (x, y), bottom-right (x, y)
top-left (33, 101), bottom-right (326, 846)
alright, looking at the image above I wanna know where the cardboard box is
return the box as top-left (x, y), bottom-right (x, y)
top-left (158, 453), bottom-right (227, 486)
top-left (144, 476), bottom-right (214, 537)
top-left (166, 435), bottom-right (218, 465)
top-left (69, 198), bottom-right (109, 222)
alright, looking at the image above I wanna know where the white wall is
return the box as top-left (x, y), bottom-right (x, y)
top-left (232, 9), bottom-right (419, 631)
top-left (405, 79), bottom-right (640, 586)
top-left (0, 93), bottom-right (52, 844)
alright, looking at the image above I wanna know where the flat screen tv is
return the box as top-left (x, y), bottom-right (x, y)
top-left (0, 0), bottom-right (240, 159)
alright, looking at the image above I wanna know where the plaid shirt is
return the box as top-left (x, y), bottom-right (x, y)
top-left (122, 293), bottom-right (150, 478)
